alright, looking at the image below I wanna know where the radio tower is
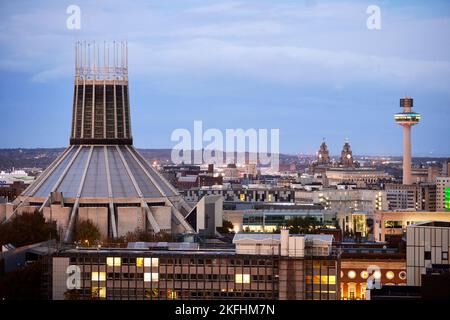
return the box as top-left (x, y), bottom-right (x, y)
top-left (395, 97), bottom-right (421, 185)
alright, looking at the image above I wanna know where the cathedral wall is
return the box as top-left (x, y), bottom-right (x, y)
top-left (117, 206), bottom-right (145, 237)
top-left (78, 207), bottom-right (109, 239)
top-left (43, 205), bottom-right (71, 236)
top-left (150, 206), bottom-right (172, 233)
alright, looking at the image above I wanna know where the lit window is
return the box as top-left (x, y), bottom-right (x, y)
top-left (386, 271), bottom-right (395, 280)
top-left (360, 271), bottom-right (368, 279)
top-left (144, 272), bottom-right (159, 282)
top-left (240, 194), bottom-right (245, 201)
top-left (340, 271), bottom-right (344, 278)
top-left (138, 257), bottom-right (160, 267)
top-left (306, 276), bottom-right (334, 284)
top-left (91, 286), bottom-right (106, 298)
top-left (106, 257), bottom-right (121, 267)
top-left (137, 257), bottom-right (160, 267)
top-left (91, 271), bottom-right (106, 281)
top-left (348, 270), bottom-right (356, 279)
top-left (399, 271), bottom-right (407, 280)
top-left (235, 273), bottom-right (250, 284)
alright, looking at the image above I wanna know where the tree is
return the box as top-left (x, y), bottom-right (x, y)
top-left (107, 229), bottom-right (172, 245)
top-left (0, 259), bottom-right (43, 300)
top-left (0, 210), bottom-right (58, 247)
top-left (286, 216), bottom-right (318, 234)
top-left (217, 219), bottom-right (234, 234)
top-left (74, 220), bottom-right (100, 245)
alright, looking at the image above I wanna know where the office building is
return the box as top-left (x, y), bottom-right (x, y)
top-left (406, 221), bottom-right (450, 286)
top-left (51, 230), bottom-right (340, 300)
top-left (340, 246), bottom-right (406, 300)
top-left (386, 183), bottom-right (436, 211)
top-left (374, 211), bottom-right (450, 242)
top-left (436, 177), bottom-right (450, 211)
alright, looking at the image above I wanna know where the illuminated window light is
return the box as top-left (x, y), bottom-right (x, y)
top-left (235, 273), bottom-right (250, 284)
top-left (91, 286), bottom-right (106, 298)
top-left (91, 271), bottom-right (106, 281)
top-left (144, 272), bottom-right (159, 282)
top-left (386, 271), bottom-right (395, 280)
top-left (106, 257), bottom-right (121, 267)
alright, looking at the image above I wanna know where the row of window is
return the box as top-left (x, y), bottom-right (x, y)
top-left (90, 271), bottom-right (258, 284)
top-left (342, 270), bottom-right (406, 280)
top-left (70, 256), bottom-right (277, 267)
top-left (88, 287), bottom-right (277, 300)
top-left (91, 271), bottom-right (158, 282)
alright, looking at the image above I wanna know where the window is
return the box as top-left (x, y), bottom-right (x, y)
top-left (348, 283), bottom-right (356, 300)
top-left (360, 271), bottom-right (368, 279)
top-left (361, 284), bottom-right (366, 300)
top-left (348, 270), bottom-right (356, 279)
top-left (144, 272), bottom-right (159, 282)
top-left (306, 275), bottom-right (336, 285)
top-left (91, 272), bottom-right (106, 281)
top-left (399, 271), bottom-right (407, 280)
top-left (235, 274), bottom-right (250, 284)
top-left (424, 251), bottom-right (431, 260)
top-left (137, 257), bottom-right (159, 267)
top-left (91, 286), bottom-right (106, 299)
top-left (106, 257), bottom-right (121, 267)
top-left (442, 252), bottom-right (448, 260)
top-left (386, 271), bottom-right (395, 280)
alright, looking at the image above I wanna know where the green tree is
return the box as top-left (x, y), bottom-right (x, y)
top-left (286, 216), bottom-right (318, 234)
top-left (0, 260), bottom-right (43, 300)
top-left (0, 210), bottom-right (58, 247)
top-left (217, 219), bottom-right (234, 234)
top-left (107, 230), bottom-right (172, 245)
top-left (74, 220), bottom-right (100, 245)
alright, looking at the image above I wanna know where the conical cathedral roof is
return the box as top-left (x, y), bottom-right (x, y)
top-left (13, 41), bottom-right (194, 241)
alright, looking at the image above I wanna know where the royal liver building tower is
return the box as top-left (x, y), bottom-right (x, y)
top-left (10, 41), bottom-right (194, 242)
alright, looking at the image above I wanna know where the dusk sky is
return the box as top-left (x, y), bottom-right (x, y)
top-left (0, 0), bottom-right (449, 156)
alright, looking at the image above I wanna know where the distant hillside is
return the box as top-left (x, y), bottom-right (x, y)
top-left (0, 148), bottom-right (304, 171)
top-left (0, 148), bottom-right (446, 171)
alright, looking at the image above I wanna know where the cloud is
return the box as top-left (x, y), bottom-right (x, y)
top-left (185, 1), bottom-right (244, 14)
top-left (129, 39), bottom-right (450, 92)
top-left (0, 0), bottom-right (447, 91)
top-left (30, 64), bottom-right (71, 83)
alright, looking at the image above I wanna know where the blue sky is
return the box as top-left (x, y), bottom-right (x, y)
top-left (0, 0), bottom-right (449, 156)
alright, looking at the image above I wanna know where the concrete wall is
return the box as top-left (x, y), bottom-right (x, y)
top-left (43, 205), bottom-right (71, 236)
top-left (150, 206), bottom-right (171, 232)
top-left (52, 257), bottom-right (70, 300)
top-left (78, 207), bottom-right (108, 239)
top-left (0, 203), bottom-right (6, 222)
top-left (117, 206), bottom-right (145, 237)
top-left (278, 259), bottom-right (305, 300)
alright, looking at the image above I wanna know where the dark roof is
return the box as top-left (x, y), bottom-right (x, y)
top-left (414, 221), bottom-right (450, 228)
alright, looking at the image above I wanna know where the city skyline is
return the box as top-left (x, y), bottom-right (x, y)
top-left (0, 0), bottom-right (449, 156)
